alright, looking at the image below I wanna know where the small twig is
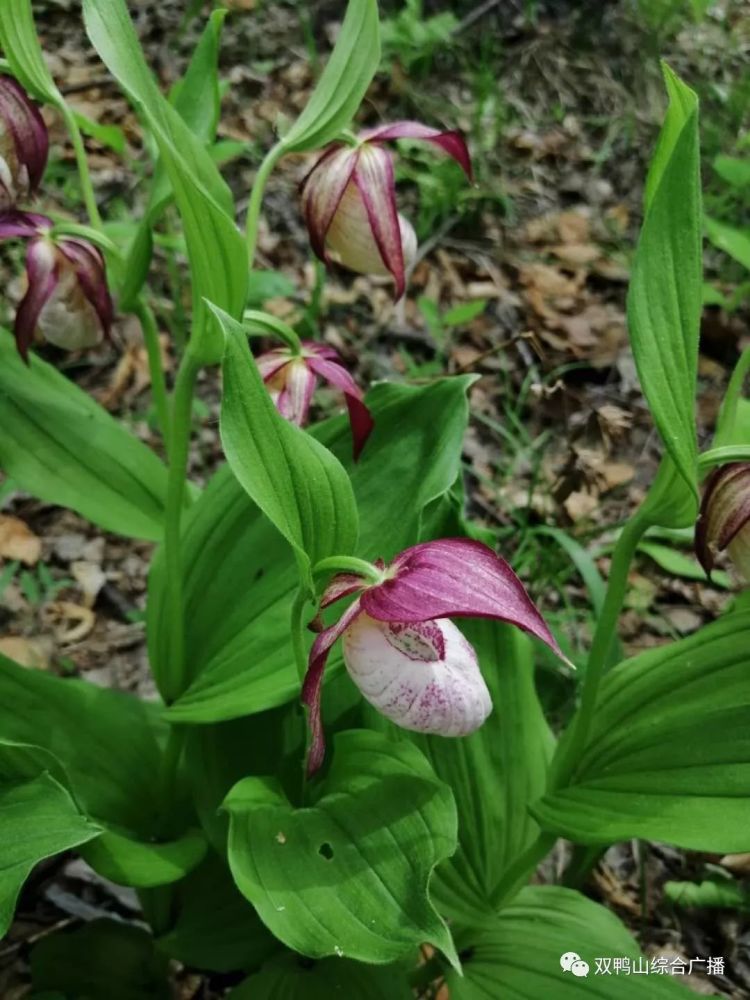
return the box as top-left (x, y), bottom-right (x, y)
top-left (452, 329), bottom-right (539, 374)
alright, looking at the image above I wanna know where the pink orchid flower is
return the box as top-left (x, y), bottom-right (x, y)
top-left (695, 463), bottom-right (750, 581)
top-left (0, 76), bottom-right (48, 210)
top-left (300, 121), bottom-right (472, 299)
top-left (256, 340), bottom-right (374, 460)
top-left (301, 538), bottom-right (564, 774)
top-left (0, 211), bottom-right (113, 360)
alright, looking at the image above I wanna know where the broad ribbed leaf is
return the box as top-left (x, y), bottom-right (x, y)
top-left (82, 0), bottom-right (246, 363)
top-left (224, 731), bottom-right (458, 967)
top-left (0, 653), bottom-right (204, 890)
top-left (420, 622), bottom-right (553, 926)
top-left (229, 954), bottom-right (411, 999)
top-left (30, 920), bottom-right (170, 1000)
top-left (0, 330), bottom-right (168, 540)
top-left (281, 0), bottom-right (380, 152)
top-left (149, 378), bottom-right (473, 722)
top-left (448, 886), bottom-right (689, 999)
top-left (533, 613), bottom-right (750, 852)
top-left (119, 10), bottom-right (227, 309)
top-left (627, 64), bottom-right (701, 517)
top-left (214, 305), bottom-right (358, 586)
top-left (0, 756), bottom-right (101, 937)
top-left (705, 215), bottom-right (750, 271)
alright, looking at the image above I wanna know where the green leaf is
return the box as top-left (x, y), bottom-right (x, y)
top-left (627, 64), bottom-right (701, 514)
top-left (418, 622), bottom-right (553, 926)
top-left (281, 0), bottom-right (380, 152)
top-left (224, 731), bottom-right (458, 967)
top-left (215, 305), bottom-right (358, 584)
top-left (664, 876), bottom-right (750, 911)
top-left (151, 377), bottom-right (473, 722)
top-left (713, 154), bottom-right (750, 189)
top-left (448, 885), bottom-right (690, 998)
top-left (533, 613), bottom-right (750, 852)
top-left (229, 953), bottom-right (412, 999)
top-left (637, 539), bottom-right (731, 588)
top-left (705, 215), bottom-right (750, 271)
top-left (83, 0), bottom-right (246, 363)
top-left (0, 769), bottom-right (101, 937)
top-left (700, 443), bottom-right (750, 470)
top-left (0, 653), bottom-right (203, 889)
top-left (80, 827), bottom-right (206, 889)
top-left (73, 110), bottom-right (127, 154)
top-left (0, 331), bottom-right (169, 540)
top-left (31, 920), bottom-right (170, 1000)
top-left (119, 10), bottom-right (227, 309)
top-left (0, 0), bottom-right (64, 104)
top-left (157, 850), bottom-right (279, 973)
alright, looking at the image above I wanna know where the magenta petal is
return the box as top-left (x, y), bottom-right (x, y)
top-left (256, 350), bottom-right (291, 382)
top-left (0, 210), bottom-right (50, 239)
top-left (300, 145), bottom-right (359, 261)
top-left (276, 358), bottom-right (316, 426)
top-left (14, 237), bottom-right (57, 361)
top-left (301, 597), bottom-right (363, 775)
top-left (0, 76), bottom-right (49, 194)
top-left (307, 355), bottom-right (374, 461)
top-left (360, 121), bottom-right (473, 180)
top-left (57, 238), bottom-right (114, 337)
top-left (361, 538), bottom-right (564, 658)
top-left (319, 572), bottom-right (368, 610)
top-left (353, 146), bottom-right (406, 299)
top-left (303, 340), bottom-right (339, 362)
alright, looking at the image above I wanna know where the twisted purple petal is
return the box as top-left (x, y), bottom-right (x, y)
top-left (0, 210), bottom-right (50, 239)
top-left (361, 538), bottom-right (563, 658)
top-left (57, 238), bottom-right (114, 339)
top-left (0, 76), bottom-right (49, 196)
top-left (360, 120), bottom-right (473, 180)
top-left (301, 597), bottom-right (364, 775)
top-left (300, 145), bottom-right (359, 261)
top-left (352, 145), bottom-right (406, 299)
top-left (306, 354), bottom-right (374, 460)
top-left (14, 237), bottom-right (58, 361)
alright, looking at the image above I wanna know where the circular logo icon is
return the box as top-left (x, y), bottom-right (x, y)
top-left (560, 952), bottom-right (581, 972)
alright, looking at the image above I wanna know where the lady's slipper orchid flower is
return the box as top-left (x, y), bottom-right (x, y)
top-left (0, 211), bottom-right (113, 360)
top-left (0, 76), bottom-right (48, 210)
top-left (301, 538), bottom-right (564, 774)
top-left (695, 463), bottom-right (750, 582)
top-left (256, 340), bottom-right (374, 460)
top-left (300, 122), bottom-right (472, 299)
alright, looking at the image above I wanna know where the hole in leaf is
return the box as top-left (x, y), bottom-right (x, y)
top-left (318, 842), bottom-right (334, 860)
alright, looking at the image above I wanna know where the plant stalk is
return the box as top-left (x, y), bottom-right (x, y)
top-left (244, 142), bottom-right (286, 269)
top-left (715, 346), bottom-right (750, 447)
top-left (551, 512), bottom-right (649, 789)
top-left (133, 298), bottom-right (171, 447)
top-left (490, 832), bottom-right (556, 909)
top-left (161, 349), bottom-right (200, 703)
top-left (59, 103), bottom-right (103, 232)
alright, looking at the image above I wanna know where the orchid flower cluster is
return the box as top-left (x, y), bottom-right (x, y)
top-left (0, 0), bottom-right (748, 995)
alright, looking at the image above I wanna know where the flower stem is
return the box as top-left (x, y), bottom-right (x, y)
top-left (133, 298), bottom-right (171, 448)
top-left (312, 555), bottom-right (383, 584)
top-left (161, 349), bottom-right (200, 703)
top-left (715, 346), bottom-right (750, 448)
top-left (244, 142), bottom-right (286, 269)
top-left (550, 512), bottom-right (649, 789)
top-left (290, 586), bottom-right (310, 683)
top-left (59, 103), bottom-right (103, 232)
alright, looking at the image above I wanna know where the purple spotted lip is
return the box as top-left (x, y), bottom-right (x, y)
top-left (301, 537), bottom-right (564, 775)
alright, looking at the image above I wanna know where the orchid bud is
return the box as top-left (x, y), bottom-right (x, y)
top-left (0, 212), bottom-right (114, 360)
top-left (0, 76), bottom-right (49, 209)
top-left (302, 538), bottom-right (564, 774)
top-left (256, 340), bottom-right (374, 460)
top-left (342, 613), bottom-right (491, 736)
top-left (695, 463), bottom-right (750, 581)
top-left (300, 122), bottom-right (471, 299)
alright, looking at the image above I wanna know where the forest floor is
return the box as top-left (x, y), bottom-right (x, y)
top-left (1, 0), bottom-right (750, 996)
